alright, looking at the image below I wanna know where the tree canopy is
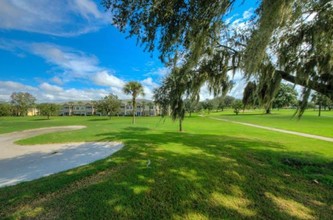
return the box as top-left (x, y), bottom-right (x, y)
top-left (38, 103), bottom-right (60, 119)
top-left (10, 92), bottom-right (36, 116)
top-left (96, 94), bottom-right (121, 118)
top-left (272, 84), bottom-right (298, 109)
top-left (103, 0), bottom-right (333, 116)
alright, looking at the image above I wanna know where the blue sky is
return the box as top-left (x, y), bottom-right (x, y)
top-left (0, 0), bottom-right (256, 102)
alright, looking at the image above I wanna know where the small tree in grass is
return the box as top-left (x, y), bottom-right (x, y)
top-left (38, 103), bottom-right (60, 119)
top-left (97, 94), bottom-right (121, 119)
top-left (232, 100), bottom-right (243, 115)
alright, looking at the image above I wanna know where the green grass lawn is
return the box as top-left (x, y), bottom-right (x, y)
top-left (0, 115), bottom-right (333, 219)
top-left (206, 108), bottom-right (333, 138)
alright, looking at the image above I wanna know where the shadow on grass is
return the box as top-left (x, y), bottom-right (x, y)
top-left (30, 118), bottom-right (50, 121)
top-left (1, 127), bottom-right (332, 219)
top-left (218, 113), bottom-right (268, 117)
top-left (88, 118), bottom-right (110, 121)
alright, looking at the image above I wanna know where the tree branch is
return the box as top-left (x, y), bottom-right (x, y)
top-left (276, 70), bottom-right (333, 100)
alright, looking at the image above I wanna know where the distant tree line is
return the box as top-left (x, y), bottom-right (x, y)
top-left (179, 82), bottom-right (332, 118)
top-left (0, 92), bottom-right (61, 119)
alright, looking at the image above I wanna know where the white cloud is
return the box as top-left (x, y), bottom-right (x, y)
top-left (199, 84), bottom-right (215, 101)
top-left (92, 70), bottom-right (125, 88)
top-left (72, 0), bottom-right (104, 20)
top-left (146, 67), bottom-right (169, 78)
top-left (39, 82), bottom-right (63, 93)
top-left (30, 43), bottom-right (100, 78)
top-left (0, 0), bottom-right (108, 37)
top-left (139, 77), bottom-right (160, 100)
top-left (0, 80), bottom-right (110, 103)
top-left (0, 81), bottom-right (37, 92)
top-left (243, 8), bottom-right (254, 20)
top-left (51, 76), bottom-right (63, 85)
top-left (229, 79), bottom-right (247, 99)
top-left (0, 40), bottom-right (102, 80)
top-left (141, 77), bottom-right (159, 88)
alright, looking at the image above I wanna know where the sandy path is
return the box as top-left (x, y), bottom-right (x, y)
top-left (209, 117), bottom-right (333, 142)
top-left (0, 126), bottom-right (123, 187)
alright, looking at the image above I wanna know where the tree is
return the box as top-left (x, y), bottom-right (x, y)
top-left (123, 81), bottom-right (145, 124)
top-left (214, 96), bottom-right (226, 111)
top-left (154, 68), bottom-right (189, 132)
top-left (242, 81), bottom-right (257, 110)
top-left (0, 102), bottom-right (12, 116)
top-left (311, 92), bottom-right (332, 116)
top-left (103, 0), bottom-right (333, 116)
top-left (10, 92), bottom-right (36, 116)
top-left (38, 103), bottom-right (60, 119)
top-left (201, 99), bottom-right (214, 114)
top-left (272, 83), bottom-right (298, 110)
top-left (184, 99), bottom-right (197, 117)
top-left (232, 100), bottom-right (243, 115)
top-left (224, 96), bottom-right (235, 108)
top-left (97, 94), bottom-right (121, 119)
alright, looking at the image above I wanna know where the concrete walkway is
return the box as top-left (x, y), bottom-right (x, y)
top-left (209, 117), bottom-right (333, 143)
top-left (0, 126), bottom-right (123, 188)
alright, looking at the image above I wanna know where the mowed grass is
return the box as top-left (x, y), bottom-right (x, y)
top-left (207, 109), bottom-right (333, 138)
top-left (0, 115), bottom-right (333, 219)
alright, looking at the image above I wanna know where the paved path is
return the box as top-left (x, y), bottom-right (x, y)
top-left (0, 126), bottom-right (123, 187)
top-left (209, 117), bottom-right (333, 143)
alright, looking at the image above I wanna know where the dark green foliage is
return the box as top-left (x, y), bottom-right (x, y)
top-left (0, 102), bottom-right (12, 116)
top-left (96, 94), bottom-right (121, 118)
top-left (38, 103), bottom-right (60, 119)
top-left (272, 83), bottom-right (298, 109)
top-left (103, 0), bottom-right (333, 117)
top-left (311, 92), bottom-right (333, 116)
top-left (201, 99), bottom-right (215, 114)
top-left (256, 62), bottom-right (282, 114)
top-left (223, 95), bottom-right (236, 108)
top-left (232, 99), bottom-right (243, 115)
top-left (242, 81), bottom-right (257, 109)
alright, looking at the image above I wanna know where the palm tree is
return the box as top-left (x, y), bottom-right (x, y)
top-left (123, 81), bottom-right (145, 124)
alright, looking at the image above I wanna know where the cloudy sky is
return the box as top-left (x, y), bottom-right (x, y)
top-left (0, 0), bottom-right (255, 103)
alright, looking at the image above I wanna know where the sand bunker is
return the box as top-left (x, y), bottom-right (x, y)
top-left (0, 126), bottom-right (123, 187)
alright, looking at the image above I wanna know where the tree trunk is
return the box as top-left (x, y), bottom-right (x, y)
top-left (132, 97), bottom-right (136, 124)
top-left (318, 102), bottom-right (322, 117)
top-left (179, 119), bottom-right (183, 132)
top-left (266, 108), bottom-right (271, 114)
top-left (189, 111), bottom-right (192, 117)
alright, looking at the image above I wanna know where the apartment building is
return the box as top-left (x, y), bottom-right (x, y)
top-left (59, 99), bottom-right (160, 116)
top-left (120, 99), bottom-right (160, 116)
top-left (60, 101), bottom-right (96, 116)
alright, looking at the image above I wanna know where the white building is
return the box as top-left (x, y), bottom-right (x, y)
top-left (59, 99), bottom-right (160, 116)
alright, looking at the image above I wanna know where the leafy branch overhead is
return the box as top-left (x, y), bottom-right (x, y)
top-left (103, 0), bottom-right (333, 116)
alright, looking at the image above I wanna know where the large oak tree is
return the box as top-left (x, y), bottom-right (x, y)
top-left (103, 0), bottom-right (333, 115)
